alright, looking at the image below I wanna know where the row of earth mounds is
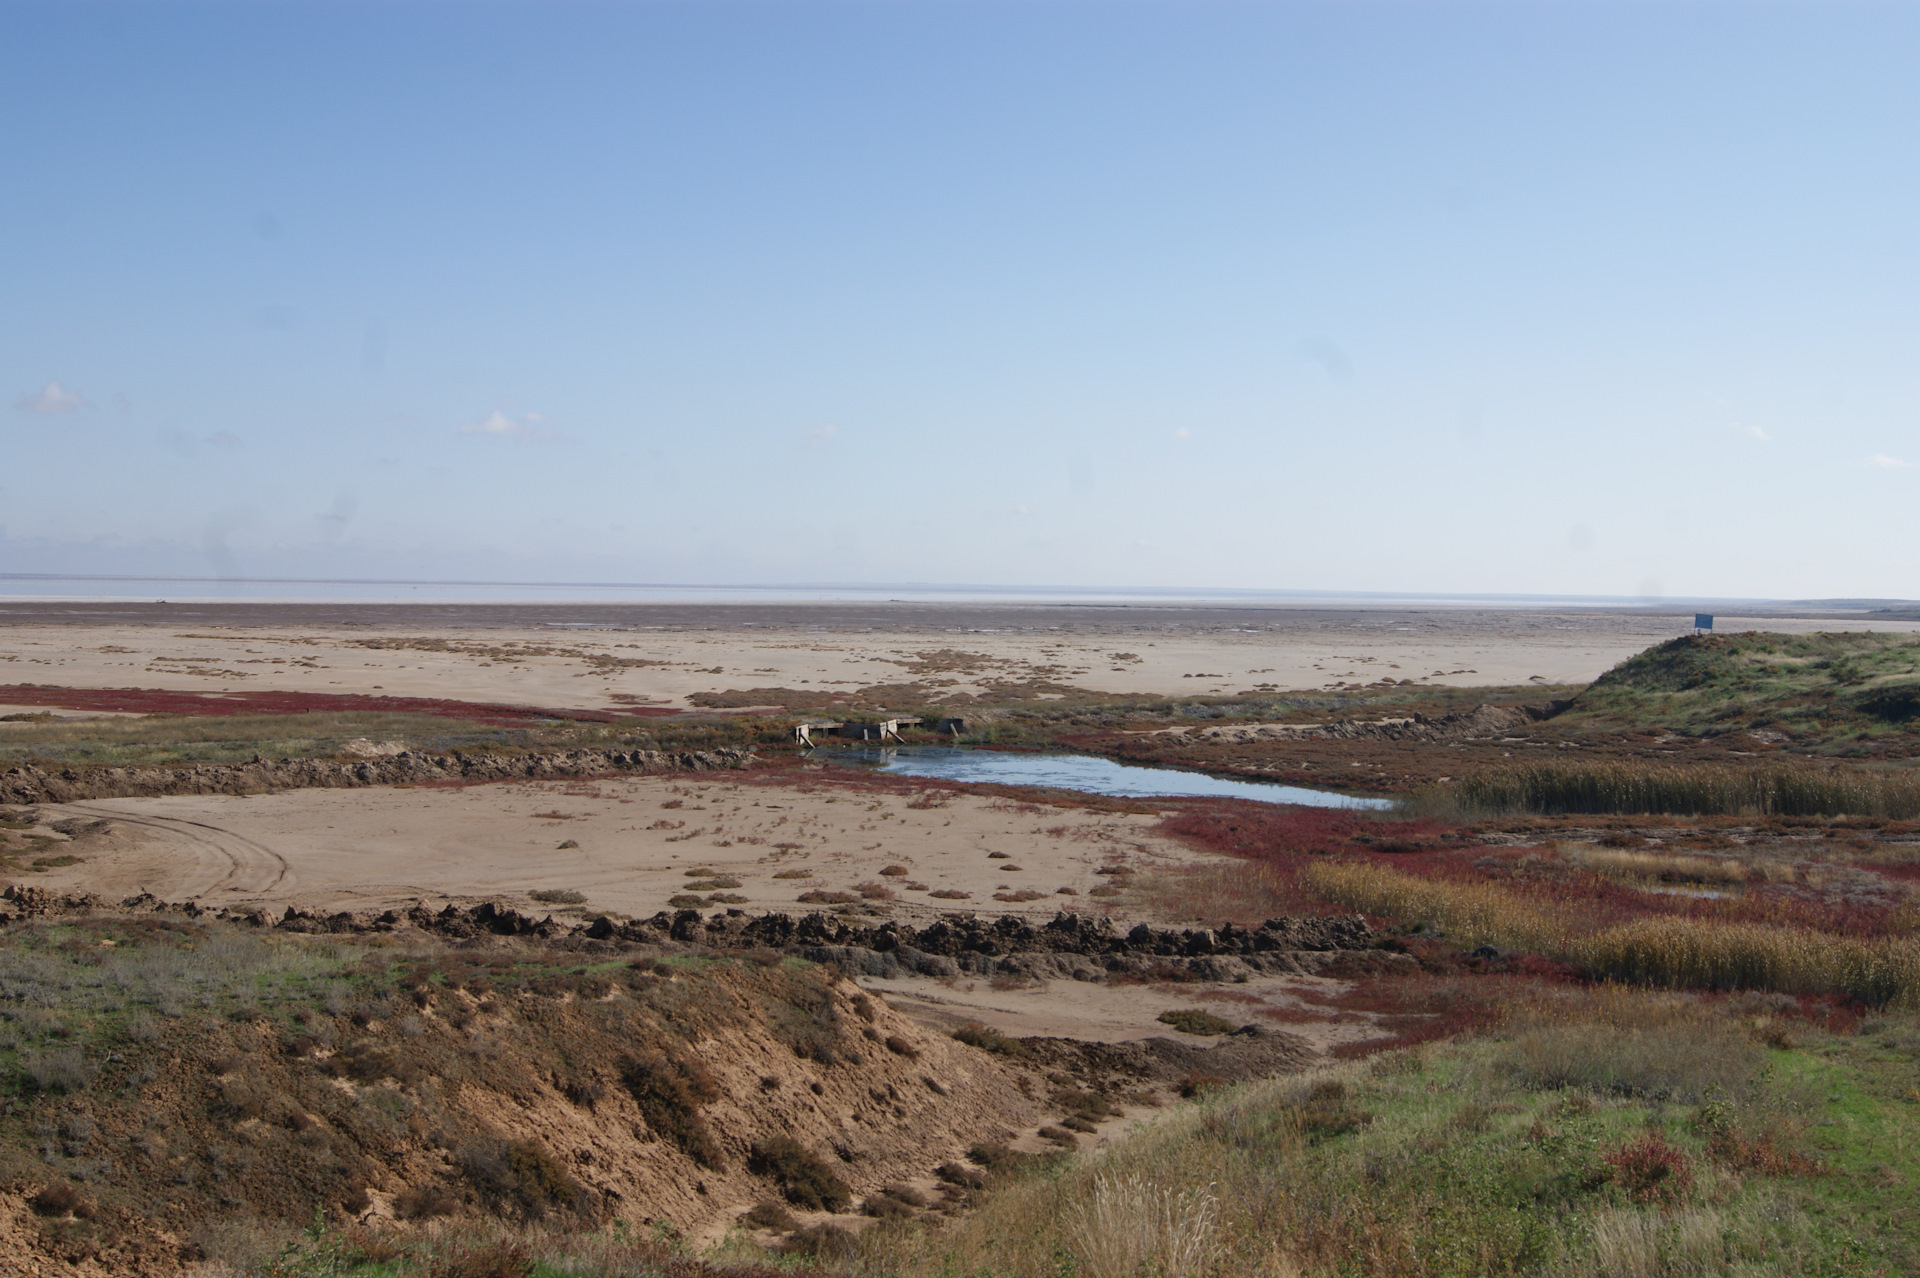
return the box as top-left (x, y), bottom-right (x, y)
top-left (1175, 701), bottom-right (1567, 746)
top-left (0, 744), bottom-right (752, 804)
top-left (8, 888), bottom-right (1394, 984)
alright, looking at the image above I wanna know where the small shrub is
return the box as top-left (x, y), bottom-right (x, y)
top-left (28, 1182), bottom-right (93, 1218)
top-left (1601, 1134), bottom-right (1694, 1205)
top-left (864, 1193), bottom-right (915, 1219)
top-left (951, 1022), bottom-right (1027, 1057)
top-left (749, 1136), bottom-right (852, 1211)
top-left (529, 889), bottom-right (586, 905)
top-left (855, 882), bottom-right (896, 900)
top-left (25, 1047), bottom-right (95, 1093)
top-left (1039, 1125), bottom-right (1078, 1146)
top-left (623, 1051), bottom-right (725, 1169)
top-left (937, 1161), bottom-right (985, 1188)
top-left (884, 1034), bottom-right (919, 1059)
top-left (797, 890), bottom-right (858, 905)
top-left (1290, 1078), bottom-right (1372, 1142)
top-left (667, 894), bottom-right (708, 908)
top-left (1706, 1129), bottom-right (1825, 1176)
top-left (394, 1183), bottom-right (459, 1220)
top-left (782, 1223), bottom-right (856, 1262)
top-left (879, 865), bottom-right (910, 877)
top-left (1180, 1070), bottom-right (1230, 1099)
top-left (742, 1199), bottom-right (799, 1232)
top-left (929, 889), bottom-right (972, 900)
top-left (773, 869), bottom-right (812, 879)
top-left (456, 1138), bottom-right (586, 1219)
top-left (967, 1141), bottom-right (1016, 1168)
top-left (1156, 1009), bottom-right (1237, 1036)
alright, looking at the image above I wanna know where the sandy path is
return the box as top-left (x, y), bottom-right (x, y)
top-left (29, 772), bottom-right (1208, 921)
top-left (7, 604), bottom-right (1907, 712)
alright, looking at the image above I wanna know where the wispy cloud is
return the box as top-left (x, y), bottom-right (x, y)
top-left (1742, 424), bottom-right (1771, 442)
top-left (460, 409), bottom-right (546, 438)
top-left (1869, 453), bottom-right (1911, 470)
top-left (15, 380), bottom-right (89, 413)
top-left (1173, 427), bottom-right (1191, 440)
top-left (804, 423), bottom-right (839, 447)
top-left (1298, 335), bottom-right (1352, 382)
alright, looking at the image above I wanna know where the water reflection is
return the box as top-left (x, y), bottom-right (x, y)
top-left (824, 747), bottom-right (1396, 810)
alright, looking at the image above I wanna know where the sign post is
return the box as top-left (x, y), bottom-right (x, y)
top-left (1694, 614), bottom-right (1714, 634)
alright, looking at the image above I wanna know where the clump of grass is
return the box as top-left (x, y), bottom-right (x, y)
top-left (1572, 846), bottom-right (1751, 885)
top-left (23, 1047), bottom-right (96, 1093)
top-left (951, 1022), bottom-right (1028, 1058)
top-left (1304, 860), bottom-right (1570, 953)
top-left (1420, 761), bottom-right (1920, 819)
top-left (1499, 988), bottom-right (1764, 1101)
top-left (1156, 1009), bottom-right (1238, 1036)
top-left (1308, 859), bottom-right (1920, 1007)
top-left (528, 889), bottom-right (587, 905)
top-left (1571, 917), bottom-right (1920, 1008)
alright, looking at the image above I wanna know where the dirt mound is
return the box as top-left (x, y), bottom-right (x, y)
top-left (13, 895), bottom-right (1379, 988)
top-left (1182, 703), bottom-right (1549, 746)
top-left (0, 745), bottom-right (750, 806)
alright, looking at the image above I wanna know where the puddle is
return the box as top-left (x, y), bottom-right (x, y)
top-left (823, 746), bottom-right (1395, 810)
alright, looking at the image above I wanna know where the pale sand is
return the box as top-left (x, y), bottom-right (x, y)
top-left (5, 602), bottom-right (1911, 711)
top-left (30, 771), bottom-right (1399, 1055)
top-left (27, 772), bottom-right (1205, 921)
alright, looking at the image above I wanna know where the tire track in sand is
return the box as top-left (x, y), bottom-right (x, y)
top-left (58, 802), bottom-right (292, 899)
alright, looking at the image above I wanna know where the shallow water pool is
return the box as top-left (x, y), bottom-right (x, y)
top-left (824, 746), bottom-right (1396, 810)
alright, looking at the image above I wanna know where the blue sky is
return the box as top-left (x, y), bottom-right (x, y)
top-left (3, 1), bottom-right (1917, 598)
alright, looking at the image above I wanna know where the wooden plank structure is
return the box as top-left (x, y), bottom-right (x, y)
top-left (792, 717), bottom-right (925, 747)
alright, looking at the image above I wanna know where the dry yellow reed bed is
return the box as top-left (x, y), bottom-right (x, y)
top-left (1304, 860), bottom-right (1920, 1008)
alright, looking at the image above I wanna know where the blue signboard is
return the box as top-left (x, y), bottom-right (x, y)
top-left (1694, 614), bottom-right (1714, 631)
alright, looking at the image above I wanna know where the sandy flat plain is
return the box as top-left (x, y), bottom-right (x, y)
top-left (5, 599), bottom-right (1914, 711)
top-left (11, 599), bottom-right (1919, 1058)
top-left (27, 771), bottom-right (1198, 922)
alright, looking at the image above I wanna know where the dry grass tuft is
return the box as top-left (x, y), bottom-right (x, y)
top-left (1304, 860), bottom-right (1570, 953)
top-left (1571, 917), bottom-right (1920, 1008)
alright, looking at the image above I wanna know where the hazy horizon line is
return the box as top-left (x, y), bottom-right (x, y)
top-left (1, 572), bottom-right (1913, 612)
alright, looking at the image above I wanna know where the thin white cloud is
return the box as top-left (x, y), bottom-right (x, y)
top-left (1869, 453), bottom-right (1911, 470)
top-left (459, 409), bottom-right (546, 438)
top-left (804, 423), bottom-right (839, 447)
top-left (15, 380), bottom-right (89, 413)
top-left (1173, 427), bottom-right (1191, 440)
top-left (1742, 424), bottom-right (1771, 442)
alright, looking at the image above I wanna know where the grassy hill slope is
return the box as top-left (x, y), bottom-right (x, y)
top-left (1566, 631), bottom-right (1920, 742)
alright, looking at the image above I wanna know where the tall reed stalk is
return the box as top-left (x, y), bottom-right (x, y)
top-left (1411, 761), bottom-right (1920, 818)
